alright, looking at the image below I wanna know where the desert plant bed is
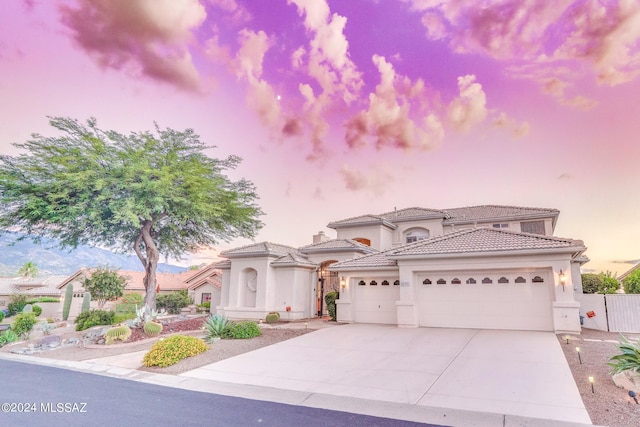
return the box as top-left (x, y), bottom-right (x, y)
top-left (124, 317), bottom-right (206, 344)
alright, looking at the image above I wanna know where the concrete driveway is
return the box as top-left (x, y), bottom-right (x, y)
top-left (181, 324), bottom-right (590, 424)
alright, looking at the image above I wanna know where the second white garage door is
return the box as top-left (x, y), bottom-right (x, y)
top-left (418, 270), bottom-right (554, 331)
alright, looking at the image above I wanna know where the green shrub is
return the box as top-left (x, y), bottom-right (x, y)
top-left (32, 304), bottom-right (42, 317)
top-left (8, 294), bottom-right (29, 316)
top-left (265, 312), bottom-right (280, 324)
top-left (143, 321), bottom-right (163, 337)
top-left (325, 291), bottom-right (339, 321)
top-left (599, 271), bottom-right (620, 294)
top-left (203, 314), bottom-right (230, 342)
top-left (46, 317), bottom-right (55, 324)
top-left (609, 335), bottom-right (640, 373)
top-left (62, 284), bottom-right (73, 321)
top-left (156, 290), bottom-right (192, 314)
top-left (113, 312), bottom-right (137, 324)
top-left (11, 313), bottom-right (37, 338)
top-left (142, 335), bottom-right (208, 367)
top-left (27, 297), bottom-right (60, 303)
top-left (0, 311), bottom-right (4, 322)
top-left (221, 321), bottom-right (261, 339)
top-left (623, 269), bottom-right (640, 294)
top-left (104, 325), bottom-right (132, 344)
top-left (581, 274), bottom-right (603, 294)
top-left (0, 330), bottom-right (19, 346)
top-left (115, 293), bottom-right (143, 314)
top-left (74, 309), bottom-right (115, 331)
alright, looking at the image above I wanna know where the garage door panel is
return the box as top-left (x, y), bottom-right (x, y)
top-left (355, 280), bottom-right (400, 324)
top-left (418, 271), bottom-right (553, 331)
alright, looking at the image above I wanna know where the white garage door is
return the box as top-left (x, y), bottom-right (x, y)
top-left (355, 278), bottom-right (400, 324)
top-left (418, 270), bottom-right (553, 331)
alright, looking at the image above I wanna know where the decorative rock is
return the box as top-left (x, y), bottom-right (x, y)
top-left (612, 370), bottom-right (640, 393)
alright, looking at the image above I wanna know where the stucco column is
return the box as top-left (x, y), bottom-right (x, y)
top-left (336, 276), bottom-right (354, 323)
top-left (552, 263), bottom-right (581, 333)
top-left (396, 265), bottom-right (418, 327)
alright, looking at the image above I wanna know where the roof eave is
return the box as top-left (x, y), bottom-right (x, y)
top-left (444, 212), bottom-right (559, 226)
top-left (327, 220), bottom-right (397, 230)
top-left (388, 246), bottom-right (587, 260)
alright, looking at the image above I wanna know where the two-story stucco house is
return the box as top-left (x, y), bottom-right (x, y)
top-left (215, 205), bottom-right (588, 333)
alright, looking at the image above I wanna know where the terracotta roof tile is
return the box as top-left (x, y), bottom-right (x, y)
top-left (221, 242), bottom-right (300, 257)
top-left (299, 239), bottom-right (378, 253)
top-left (442, 205), bottom-right (559, 224)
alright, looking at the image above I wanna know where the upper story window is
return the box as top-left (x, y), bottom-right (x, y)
top-left (521, 220), bottom-right (545, 235)
top-left (492, 223), bottom-right (508, 229)
top-left (405, 227), bottom-right (430, 244)
top-left (353, 237), bottom-right (371, 246)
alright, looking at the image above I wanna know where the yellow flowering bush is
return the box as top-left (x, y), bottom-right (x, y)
top-left (142, 335), bottom-right (208, 367)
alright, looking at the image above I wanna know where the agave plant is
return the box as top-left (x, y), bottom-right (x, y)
top-left (203, 314), bottom-right (230, 343)
top-left (609, 334), bottom-right (640, 374)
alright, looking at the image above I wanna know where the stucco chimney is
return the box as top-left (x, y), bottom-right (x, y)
top-left (313, 231), bottom-right (330, 244)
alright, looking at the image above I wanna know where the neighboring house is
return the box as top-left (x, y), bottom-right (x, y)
top-left (56, 267), bottom-right (221, 319)
top-left (0, 276), bottom-right (65, 310)
top-left (216, 205), bottom-right (588, 333)
top-left (617, 262), bottom-right (640, 284)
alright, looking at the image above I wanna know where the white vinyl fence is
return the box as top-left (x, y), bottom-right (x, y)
top-left (576, 293), bottom-right (640, 333)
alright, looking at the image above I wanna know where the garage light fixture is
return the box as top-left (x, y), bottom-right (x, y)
top-left (340, 277), bottom-right (346, 289)
top-left (559, 270), bottom-right (566, 291)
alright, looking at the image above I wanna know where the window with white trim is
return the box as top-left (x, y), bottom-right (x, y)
top-left (521, 220), bottom-right (545, 235)
top-left (405, 227), bottom-right (430, 243)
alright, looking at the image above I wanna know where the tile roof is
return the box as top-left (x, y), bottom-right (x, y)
top-left (212, 259), bottom-right (232, 269)
top-left (379, 207), bottom-right (449, 220)
top-left (271, 253), bottom-right (317, 267)
top-left (442, 205), bottom-right (559, 224)
top-left (389, 228), bottom-right (583, 257)
top-left (328, 205), bottom-right (559, 230)
top-left (221, 242), bottom-right (300, 257)
top-left (299, 239), bottom-right (378, 254)
top-left (327, 214), bottom-right (397, 229)
top-left (329, 250), bottom-right (399, 269)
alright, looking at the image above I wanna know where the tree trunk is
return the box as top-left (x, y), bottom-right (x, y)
top-left (134, 220), bottom-right (160, 310)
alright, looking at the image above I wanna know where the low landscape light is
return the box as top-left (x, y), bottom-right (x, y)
top-left (588, 376), bottom-right (594, 393)
top-left (564, 335), bottom-right (570, 344)
top-left (576, 347), bottom-right (582, 364)
top-left (629, 390), bottom-right (638, 404)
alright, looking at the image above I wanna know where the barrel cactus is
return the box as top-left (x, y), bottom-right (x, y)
top-left (62, 283), bottom-right (74, 321)
top-left (143, 321), bottom-right (163, 337)
top-left (265, 311), bottom-right (280, 324)
top-left (104, 324), bottom-right (132, 344)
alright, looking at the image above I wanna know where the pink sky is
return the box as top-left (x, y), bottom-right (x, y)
top-left (2, 0), bottom-right (640, 274)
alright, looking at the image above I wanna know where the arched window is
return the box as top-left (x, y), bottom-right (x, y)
top-left (370, 280), bottom-right (377, 286)
top-left (381, 280), bottom-right (389, 286)
top-left (404, 227), bottom-right (430, 244)
top-left (423, 278), bottom-right (432, 285)
top-left (532, 276), bottom-right (544, 283)
top-left (354, 238), bottom-right (371, 246)
top-left (482, 277), bottom-right (492, 284)
top-left (451, 278), bottom-right (461, 284)
top-left (498, 277), bottom-right (509, 283)
top-left (515, 276), bottom-right (526, 283)
top-left (437, 278), bottom-right (446, 285)
top-left (466, 278), bottom-right (476, 284)
top-left (240, 268), bottom-right (257, 308)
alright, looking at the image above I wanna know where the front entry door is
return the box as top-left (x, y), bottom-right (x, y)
top-left (317, 261), bottom-right (338, 317)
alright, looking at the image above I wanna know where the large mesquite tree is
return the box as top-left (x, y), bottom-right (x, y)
top-left (0, 117), bottom-right (262, 309)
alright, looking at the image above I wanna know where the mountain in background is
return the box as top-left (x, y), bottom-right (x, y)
top-left (0, 232), bottom-right (186, 276)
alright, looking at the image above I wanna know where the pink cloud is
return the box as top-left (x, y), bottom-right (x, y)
top-left (448, 75), bottom-right (488, 132)
top-left (234, 29), bottom-right (282, 130)
top-left (206, 0), bottom-right (251, 25)
top-left (344, 55), bottom-right (444, 151)
top-left (59, 0), bottom-right (206, 91)
top-left (340, 163), bottom-right (393, 195)
top-left (404, 0), bottom-right (640, 104)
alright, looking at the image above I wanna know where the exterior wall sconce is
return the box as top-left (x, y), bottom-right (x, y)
top-left (340, 276), bottom-right (346, 289)
top-left (559, 270), bottom-right (566, 292)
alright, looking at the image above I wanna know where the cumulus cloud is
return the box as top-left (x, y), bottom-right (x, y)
top-left (403, 0), bottom-right (640, 104)
top-left (288, 0), bottom-right (364, 159)
top-left (340, 163), bottom-right (393, 195)
top-left (492, 112), bottom-right (529, 138)
top-left (234, 29), bottom-right (282, 130)
top-left (59, 0), bottom-right (206, 91)
top-left (344, 55), bottom-right (444, 151)
top-left (206, 0), bottom-right (251, 24)
top-left (448, 75), bottom-right (488, 132)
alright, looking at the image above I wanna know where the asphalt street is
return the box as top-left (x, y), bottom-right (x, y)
top-left (0, 359), bottom-right (442, 427)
